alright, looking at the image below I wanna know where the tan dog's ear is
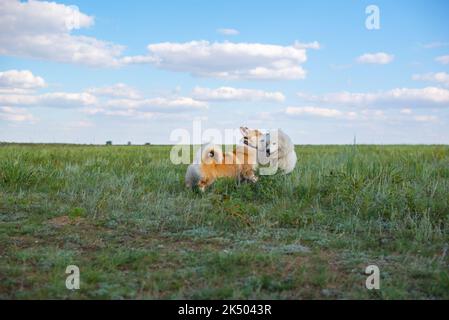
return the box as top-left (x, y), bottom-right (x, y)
top-left (240, 126), bottom-right (249, 136)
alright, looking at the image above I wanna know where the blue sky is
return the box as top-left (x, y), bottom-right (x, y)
top-left (1, 0), bottom-right (449, 144)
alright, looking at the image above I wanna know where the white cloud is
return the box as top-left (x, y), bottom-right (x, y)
top-left (40, 92), bottom-right (97, 107)
top-left (1, 0), bottom-right (93, 33)
top-left (0, 1), bottom-right (318, 78)
top-left (0, 92), bottom-right (97, 108)
top-left (87, 83), bottom-right (142, 99)
top-left (400, 108), bottom-right (412, 114)
top-left (0, 70), bottom-right (97, 110)
top-left (0, 69), bottom-right (207, 115)
top-left (103, 97), bottom-right (208, 112)
top-left (413, 115), bottom-right (438, 122)
top-left (84, 107), bottom-right (199, 121)
top-left (217, 28), bottom-right (239, 36)
top-left (360, 109), bottom-right (385, 119)
top-left (268, 106), bottom-right (436, 125)
top-left (192, 86), bottom-right (285, 102)
top-left (68, 120), bottom-right (94, 128)
top-left (412, 72), bottom-right (449, 87)
top-left (119, 55), bottom-right (158, 65)
top-left (0, 89), bottom-right (207, 115)
top-left (260, 106), bottom-right (361, 121)
top-left (141, 40), bottom-right (310, 80)
top-left (0, 0), bottom-right (127, 67)
top-left (0, 93), bottom-right (37, 105)
top-left (0, 106), bottom-right (36, 122)
top-left (293, 41), bottom-right (321, 50)
top-left (435, 55), bottom-right (449, 65)
top-left (357, 52), bottom-right (394, 64)
top-left (298, 87), bottom-right (449, 108)
top-left (81, 94), bottom-right (208, 119)
top-left (0, 69), bottom-right (46, 91)
top-left (285, 106), bottom-right (343, 118)
top-left (422, 42), bottom-right (449, 49)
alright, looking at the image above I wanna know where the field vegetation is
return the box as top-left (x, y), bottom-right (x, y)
top-left (1, 143), bottom-right (448, 299)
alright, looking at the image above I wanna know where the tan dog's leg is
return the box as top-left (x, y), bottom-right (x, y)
top-left (248, 173), bottom-right (258, 183)
top-left (241, 165), bottom-right (258, 183)
top-left (198, 178), bottom-right (213, 192)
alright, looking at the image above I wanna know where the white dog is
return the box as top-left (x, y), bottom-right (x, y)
top-left (240, 127), bottom-right (297, 174)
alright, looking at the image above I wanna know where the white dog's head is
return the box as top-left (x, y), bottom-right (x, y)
top-left (240, 126), bottom-right (279, 156)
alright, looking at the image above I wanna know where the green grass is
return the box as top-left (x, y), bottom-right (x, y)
top-left (0, 143), bottom-right (448, 299)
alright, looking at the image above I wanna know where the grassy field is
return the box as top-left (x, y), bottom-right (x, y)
top-left (0, 143), bottom-right (448, 299)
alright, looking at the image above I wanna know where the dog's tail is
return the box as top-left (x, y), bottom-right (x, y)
top-left (185, 164), bottom-right (200, 188)
top-left (200, 143), bottom-right (223, 164)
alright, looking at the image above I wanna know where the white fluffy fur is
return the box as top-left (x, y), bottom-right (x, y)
top-left (240, 127), bottom-right (297, 175)
top-left (268, 129), bottom-right (297, 174)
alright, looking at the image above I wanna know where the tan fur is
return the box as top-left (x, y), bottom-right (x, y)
top-left (240, 127), bottom-right (263, 149)
top-left (186, 144), bottom-right (258, 192)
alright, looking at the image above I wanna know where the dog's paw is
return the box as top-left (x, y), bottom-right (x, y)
top-left (249, 175), bottom-right (258, 183)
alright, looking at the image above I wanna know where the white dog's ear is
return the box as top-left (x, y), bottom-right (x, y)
top-left (240, 126), bottom-right (249, 136)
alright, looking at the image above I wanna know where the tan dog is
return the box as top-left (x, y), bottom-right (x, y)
top-left (185, 143), bottom-right (258, 192)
